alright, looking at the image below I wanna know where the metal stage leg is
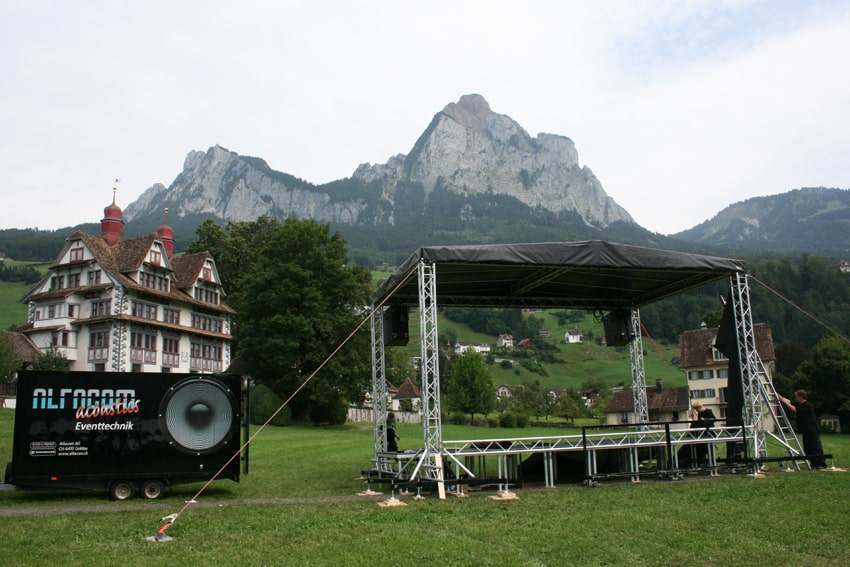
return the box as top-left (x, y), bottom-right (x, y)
top-left (630, 309), bottom-right (649, 425)
top-left (730, 272), bottom-right (805, 470)
top-left (369, 306), bottom-right (389, 471)
top-left (411, 260), bottom-right (448, 493)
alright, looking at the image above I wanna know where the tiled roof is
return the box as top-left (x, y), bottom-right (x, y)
top-left (679, 324), bottom-right (775, 368)
top-left (31, 231), bottom-right (234, 315)
top-left (171, 252), bottom-right (212, 291)
top-left (394, 377), bottom-right (421, 399)
top-left (0, 329), bottom-right (42, 364)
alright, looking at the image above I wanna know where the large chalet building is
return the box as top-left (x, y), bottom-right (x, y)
top-left (678, 322), bottom-right (776, 421)
top-left (18, 194), bottom-right (234, 373)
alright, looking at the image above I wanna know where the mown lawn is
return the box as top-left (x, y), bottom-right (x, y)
top-left (1, 409), bottom-right (849, 566)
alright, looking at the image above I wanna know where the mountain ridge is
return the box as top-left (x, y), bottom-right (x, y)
top-left (124, 94), bottom-right (633, 232)
top-left (671, 186), bottom-right (850, 257)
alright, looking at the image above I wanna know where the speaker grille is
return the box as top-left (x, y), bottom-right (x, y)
top-left (160, 377), bottom-right (236, 454)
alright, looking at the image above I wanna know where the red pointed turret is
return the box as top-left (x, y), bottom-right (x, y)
top-left (156, 207), bottom-right (175, 259)
top-left (101, 187), bottom-right (124, 246)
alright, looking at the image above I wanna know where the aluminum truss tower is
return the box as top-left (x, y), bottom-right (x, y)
top-left (369, 306), bottom-right (390, 469)
top-left (730, 271), bottom-right (803, 466)
top-left (629, 309), bottom-right (650, 425)
top-left (411, 260), bottom-right (447, 488)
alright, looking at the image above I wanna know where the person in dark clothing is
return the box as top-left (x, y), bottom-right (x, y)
top-left (694, 403), bottom-right (717, 428)
top-left (386, 412), bottom-right (400, 452)
top-left (692, 402), bottom-right (716, 466)
top-left (778, 390), bottom-right (827, 469)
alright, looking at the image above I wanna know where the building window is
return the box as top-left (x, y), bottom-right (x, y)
top-left (163, 308), bottom-right (180, 325)
top-left (194, 287), bottom-right (220, 305)
top-left (150, 250), bottom-right (162, 265)
top-left (67, 273), bottom-right (81, 288)
top-left (202, 267), bottom-right (212, 281)
top-left (131, 301), bottom-right (158, 320)
top-left (712, 348), bottom-right (728, 361)
top-left (190, 340), bottom-right (223, 373)
top-left (91, 299), bottom-right (111, 317)
top-left (87, 270), bottom-right (101, 286)
top-left (690, 388), bottom-right (717, 400)
top-left (50, 275), bottom-right (65, 290)
top-left (620, 413), bottom-right (630, 424)
top-left (689, 370), bottom-right (714, 380)
top-left (130, 329), bottom-right (158, 364)
top-left (70, 247), bottom-right (85, 262)
top-left (47, 304), bottom-right (56, 319)
top-left (88, 330), bottom-right (110, 362)
top-left (191, 313), bottom-right (223, 334)
top-left (139, 271), bottom-right (169, 292)
top-left (717, 368), bottom-right (728, 379)
top-left (162, 336), bottom-right (180, 367)
top-left (51, 330), bottom-right (70, 347)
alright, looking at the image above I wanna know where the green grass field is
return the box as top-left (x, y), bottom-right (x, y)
top-left (0, 260), bottom-right (48, 329)
top-left (1, 408), bottom-right (849, 566)
top-left (0, 281), bottom-right (29, 329)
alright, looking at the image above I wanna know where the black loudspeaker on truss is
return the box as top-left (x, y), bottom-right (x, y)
top-left (602, 310), bottom-right (635, 347)
top-left (383, 305), bottom-right (410, 346)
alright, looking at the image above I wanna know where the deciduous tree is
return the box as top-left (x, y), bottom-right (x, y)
top-left (234, 219), bottom-right (372, 422)
top-left (444, 349), bottom-right (495, 421)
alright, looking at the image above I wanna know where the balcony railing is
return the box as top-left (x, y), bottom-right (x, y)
top-left (88, 347), bottom-right (109, 362)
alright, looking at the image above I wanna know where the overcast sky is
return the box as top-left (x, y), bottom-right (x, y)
top-left (2, 0), bottom-right (849, 235)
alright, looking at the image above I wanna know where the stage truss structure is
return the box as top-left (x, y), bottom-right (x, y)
top-left (368, 256), bottom-right (807, 496)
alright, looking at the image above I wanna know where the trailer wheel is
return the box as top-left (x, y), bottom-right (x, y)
top-left (142, 480), bottom-right (165, 500)
top-left (109, 480), bottom-right (136, 501)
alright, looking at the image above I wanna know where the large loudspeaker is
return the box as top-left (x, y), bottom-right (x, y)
top-left (160, 376), bottom-right (237, 455)
top-left (383, 305), bottom-right (410, 346)
top-left (603, 310), bottom-right (635, 346)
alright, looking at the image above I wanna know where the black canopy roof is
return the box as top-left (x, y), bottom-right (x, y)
top-left (371, 240), bottom-right (746, 311)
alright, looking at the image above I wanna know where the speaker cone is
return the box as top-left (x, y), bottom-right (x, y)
top-left (159, 376), bottom-right (236, 454)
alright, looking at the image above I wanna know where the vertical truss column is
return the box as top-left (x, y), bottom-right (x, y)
top-left (629, 309), bottom-right (649, 425)
top-left (370, 306), bottom-right (389, 467)
top-left (730, 272), bottom-right (767, 461)
top-left (416, 260), bottom-right (445, 484)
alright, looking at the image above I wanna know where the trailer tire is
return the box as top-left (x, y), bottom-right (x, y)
top-left (109, 480), bottom-right (136, 501)
top-left (142, 480), bottom-right (165, 500)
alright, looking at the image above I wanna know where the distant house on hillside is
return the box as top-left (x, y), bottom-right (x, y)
top-left (581, 388), bottom-right (601, 407)
top-left (393, 377), bottom-right (422, 411)
top-left (496, 334), bottom-right (515, 349)
top-left (454, 342), bottom-right (491, 355)
top-left (564, 329), bottom-right (583, 344)
top-left (604, 381), bottom-right (690, 427)
top-left (496, 384), bottom-right (515, 399)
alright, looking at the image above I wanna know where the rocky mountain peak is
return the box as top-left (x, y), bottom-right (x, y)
top-left (124, 95), bottom-right (634, 231)
top-left (355, 94), bottom-right (632, 228)
top-left (441, 93), bottom-right (492, 132)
